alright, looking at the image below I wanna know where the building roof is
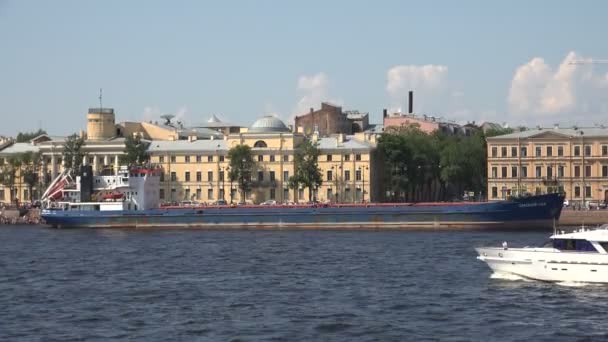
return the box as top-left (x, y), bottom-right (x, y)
top-left (193, 115), bottom-right (239, 129)
top-left (248, 116), bottom-right (291, 133)
top-left (147, 139), bottom-right (228, 153)
top-left (316, 136), bottom-right (374, 151)
top-left (0, 142), bottom-right (40, 155)
top-left (364, 124), bottom-right (384, 134)
top-left (487, 127), bottom-right (608, 140)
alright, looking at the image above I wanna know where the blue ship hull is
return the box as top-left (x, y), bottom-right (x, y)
top-left (41, 193), bottom-right (565, 229)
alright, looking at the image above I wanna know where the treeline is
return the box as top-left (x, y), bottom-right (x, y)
top-left (16, 129), bottom-right (47, 143)
top-left (378, 125), bottom-right (513, 202)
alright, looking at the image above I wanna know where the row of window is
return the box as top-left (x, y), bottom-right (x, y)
top-left (156, 153), bottom-right (364, 164)
top-left (159, 187), bottom-right (364, 202)
top-left (490, 165), bottom-right (608, 178)
top-left (490, 145), bottom-right (607, 158)
top-left (163, 169), bottom-right (367, 183)
top-left (491, 185), bottom-right (593, 199)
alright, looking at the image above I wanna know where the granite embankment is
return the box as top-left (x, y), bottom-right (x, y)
top-left (0, 208), bottom-right (41, 225)
top-left (559, 208), bottom-right (608, 227)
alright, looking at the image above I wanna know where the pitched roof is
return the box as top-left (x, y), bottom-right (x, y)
top-left (0, 142), bottom-right (40, 155)
top-left (487, 127), bottom-right (608, 140)
top-left (147, 139), bottom-right (228, 153)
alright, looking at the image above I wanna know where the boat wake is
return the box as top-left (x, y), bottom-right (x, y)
top-left (490, 272), bottom-right (529, 281)
top-left (555, 281), bottom-right (594, 288)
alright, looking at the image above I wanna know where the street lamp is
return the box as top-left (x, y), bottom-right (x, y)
top-left (220, 167), bottom-right (225, 200)
top-left (357, 165), bottom-right (369, 203)
top-left (227, 166), bottom-right (233, 204)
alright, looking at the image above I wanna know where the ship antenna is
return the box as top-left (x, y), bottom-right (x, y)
top-left (99, 88), bottom-right (103, 109)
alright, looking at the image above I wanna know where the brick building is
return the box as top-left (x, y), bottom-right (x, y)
top-left (295, 102), bottom-right (368, 136)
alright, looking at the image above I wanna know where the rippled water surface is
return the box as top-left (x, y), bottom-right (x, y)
top-left (2, 226), bottom-right (608, 341)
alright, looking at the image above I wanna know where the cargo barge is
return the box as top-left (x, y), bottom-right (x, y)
top-left (40, 166), bottom-right (564, 229)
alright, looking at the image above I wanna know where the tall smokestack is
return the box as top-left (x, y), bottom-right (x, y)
top-left (408, 91), bottom-right (413, 114)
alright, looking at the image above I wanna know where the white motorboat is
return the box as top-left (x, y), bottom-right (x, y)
top-left (476, 225), bottom-right (608, 283)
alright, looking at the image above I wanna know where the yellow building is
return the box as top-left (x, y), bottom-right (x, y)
top-left (148, 116), bottom-right (377, 204)
top-left (487, 126), bottom-right (608, 205)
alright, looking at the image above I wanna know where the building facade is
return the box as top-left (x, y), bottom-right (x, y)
top-left (487, 127), bottom-right (608, 205)
top-left (148, 116), bottom-right (377, 205)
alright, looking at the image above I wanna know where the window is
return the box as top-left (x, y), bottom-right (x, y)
top-left (574, 186), bottom-right (581, 198)
top-left (501, 147), bottom-right (507, 157)
top-left (491, 167), bottom-right (497, 178)
top-left (185, 171), bottom-right (191, 182)
top-left (327, 170), bottom-right (333, 181)
top-left (574, 146), bottom-right (581, 156)
top-left (283, 155), bottom-right (289, 162)
top-left (546, 146), bottom-right (553, 157)
top-left (160, 173), bottom-right (165, 182)
top-left (254, 140), bottom-right (267, 148)
top-left (196, 155), bottom-right (202, 162)
top-left (196, 171), bottom-right (202, 182)
top-left (585, 165), bottom-right (591, 177)
top-left (258, 155), bottom-right (263, 162)
top-left (327, 188), bottom-right (333, 201)
top-left (603, 165), bottom-right (608, 178)
top-left (546, 166), bottom-right (553, 178)
top-left (558, 166), bottom-right (564, 178)
top-left (558, 146), bottom-right (564, 157)
top-left (298, 188), bottom-right (304, 200)
top-left (511, 166), bottom-right (517, 178)
top-left (491, 147), bottom-right (497, 157)
top-left (345, 154), bottom-right (350, 162)
top-left (159, 189), bottom-right (165, 199)
top-left (603, 146), bottom-right (608, 156)
top-left (207, 171), bottom-right (213, 182)
top-left (258, 171), bottom-right (264, 182)
top-left (270, 155), bottom-right (275, 162)
top-left (159, 156), bottom-right (165, 163)
top-left (207, 188), bottom-right (213, 200)
top-left (283, 188), bottom-right (289, 201)
top-left (327, 154), bottom-right (333, 161)
top-left (208, 156), bottom-right (213, 162)
top-left (501, 167), bottom-right (507, 178)
top-left (575, 166), bottom-right (581, 177)
top-left (219, 171), bottom-right (225, 182)
top-left (283, 171), bottom-right (289, 180)
top-left (269, 171), bottom-right (275, 182)
top-left (355, 169), bottom-right (362, 181)
top-left (185, 156), bottom-right (190, 163)
top-left (586, 186), bottom-right (592, 198)
top-left (185, 188), bottom-right (190, 200)
top-left (535, 166), bottom-right (542, 178)
top-left (171, 188), bottom-right (176, 200)
top-left (219, 189), bottom-right (225, 199)
top-left (270, 188), bottom-right (276, 200)
top-left (355, 154), bottom-right (361, 161)
top-left (196, 189), bottom-right (201, 200)
top-left (535, 146), bottom-right (541, 157)
top-left (491, 187), bottom-right (498, 198)
top-left (585, 145), bottom-right (591, 157)
top-left (219, 156), bottom-right (225, 162)
top-left (171, 172), bottom-right (177, 181)
top-left (521, 166), bottom-right (528, 178)
top-left (511, 147), bottom-right (517, 157)
top-left (170, 156), bottom-right (176, 163)
top-left (521, 147), bottom-right (527, 157)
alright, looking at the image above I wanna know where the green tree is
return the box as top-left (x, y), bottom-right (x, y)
top-left (119, 135), bottom-right (150, 166)
top-left (20, 151), bottom-right (42, 201)
top-left (227, 144), bottom-right (255, 203)
top-left (0, 156), bottom-right (21, 203)
top-left (16, 129), bottom-right (47, 143)
top-left (289, 139), bottom-right (322, 202)
top-left (62, 133), bottom-right (86, 173)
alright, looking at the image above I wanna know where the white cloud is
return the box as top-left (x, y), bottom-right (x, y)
top-left (142, 105), bottom-right (188, 124)
top-left (508, 51), bottom-right (608, 123)
top-left (293, 72), bottom-right (341, 116)
top-left (386, 64), bottom-right (449, 113)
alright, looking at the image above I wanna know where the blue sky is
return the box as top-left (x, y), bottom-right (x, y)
top-left (1, 0), bottom-right (608, 136)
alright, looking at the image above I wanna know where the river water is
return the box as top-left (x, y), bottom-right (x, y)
top-left (1, 226), bottom-right (607, 341)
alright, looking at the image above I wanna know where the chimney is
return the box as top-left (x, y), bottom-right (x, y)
top-left (408, 91), bottom-right (413, 114)
top-left (383, 109), bottom-right (387, 118)
top-left (310, 107), bottom-right (314, 114)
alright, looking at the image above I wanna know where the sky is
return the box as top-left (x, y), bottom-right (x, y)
top-left (1, 0), bottom-right (608, 136)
